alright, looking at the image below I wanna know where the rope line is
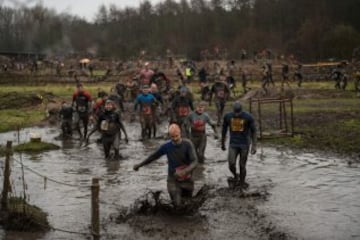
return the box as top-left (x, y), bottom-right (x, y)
top-left (12, 157), bottom-right (92, 189)
top-left (50, 225), bottom-right (91, 236)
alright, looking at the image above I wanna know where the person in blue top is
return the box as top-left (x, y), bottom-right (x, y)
top-left (133, 123), bottom-right (198, 207)
top-left (134, 85), bottom-right (158, 138)
top-left (221, 101), bottom-right (257, 189)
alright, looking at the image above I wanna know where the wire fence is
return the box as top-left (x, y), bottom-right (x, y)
top-left (1, 144), bottom-right (103, 238)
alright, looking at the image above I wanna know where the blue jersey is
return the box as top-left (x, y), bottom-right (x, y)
top-left (142, 139), bottom-right (197, 176)
top-left (222, 111), bottom-right (256, 148)
top-left (134, 93), bottom-right (156, 111)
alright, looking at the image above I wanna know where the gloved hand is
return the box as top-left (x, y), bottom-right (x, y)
top-left (250, 145), bottom-right (257, 155)
top-left (133, 164), bottom-right (141, 171)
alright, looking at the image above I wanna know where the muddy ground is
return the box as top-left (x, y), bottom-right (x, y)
top-left (1, 124), bottom-right (359, 240)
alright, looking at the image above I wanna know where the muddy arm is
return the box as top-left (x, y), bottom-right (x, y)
top-left (176, 140), bottom-right (198, 177)
top-left (249, 117), bottom-right (257, 154)
top-left (134, 146), bottom-right (165, 171)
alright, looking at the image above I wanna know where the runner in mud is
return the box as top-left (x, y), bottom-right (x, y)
top-left (92, 99), bottom-right (128, 160)
top-left (226, 60), bottom-right (237, 97)
top-left (134, 85), bottom-right (158, 139)
top-left (209, 75), bottom-right (230, 126)
top-left (133, 123), bottom-right (198, 207)
top-left (171, 86), bottom-right (194, 137)
top-left (72, 83), bottom-right (92, 139)
top-left (150, 83), bottom-right (164, 124)
top-left (92, 91), bottom-right (108, 123)
top-left (281, 63), bottom-right (291, 89)
top-left (261, 63), bottom-right (274, 93)
top-left (331, 62), bottom-right (348, 90)
top-left (125, 77), bottom-right (139, 102)
top-left (240, 67), bottom-right (250, 94)
top-left (59, 101), bottom-right (73, 137)
top-left (293, 63), bottom-right (303, 87)
top-left (198, 65), bottom-right (211, 101)
top-left (151, 68), bottom-right (171, 94)
top-left (221, 101), bottom-right (257, 189)
top-left (108, 87), bottom-right (125, 113)
top-left (139, 62), bottom-right (155, 87)
top-left (187, 101), bottom-right (218, 163)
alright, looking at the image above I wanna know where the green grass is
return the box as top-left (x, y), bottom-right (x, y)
top-left (0, 109), bottom-right (45, 133)
top-left (293, 98), bottom-right (360, 113)
top-left (92, 70), bottom-right (107, 76)
top-left (0, 83), bottom-right (116, 97)
top-left (14, 141), bottom-right (60, 152)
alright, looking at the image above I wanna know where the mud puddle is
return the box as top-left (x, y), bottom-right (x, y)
top-left (0, 123), bottom-right (359, 240)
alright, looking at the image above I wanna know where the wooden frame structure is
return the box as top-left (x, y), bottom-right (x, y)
top-left (249, 98), bottom-right (294, 139)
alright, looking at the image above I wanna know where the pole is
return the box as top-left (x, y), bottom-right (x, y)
top-left (279, 100), bottom-right (283, 130)
top-left (290, 99), bottom-right (294, 136)
top-left (257, 99), bottom-right (263, 139)
top-left (283, 100), bottom-right (288, 133)
top-left (1, 141), bottom-right (12, 211)
top-left (91, 178), bottom-right (100, 240)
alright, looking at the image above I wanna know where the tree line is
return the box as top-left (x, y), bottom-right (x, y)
top-left (0, 0), bottom-right (359, 61)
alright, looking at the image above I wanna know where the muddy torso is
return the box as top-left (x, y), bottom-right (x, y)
top-left (98, 110), bottom-right (121, 136)
top-left (188, 112), bottom-right (211, 135)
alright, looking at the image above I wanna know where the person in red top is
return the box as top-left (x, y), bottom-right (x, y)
top-left (139, 62), bottom-right (155, 87)
top-left (72, 83), bottom-right (92, 139)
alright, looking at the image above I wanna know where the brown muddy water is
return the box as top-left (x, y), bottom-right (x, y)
top-left (0, 123), bottom-right (359, 240)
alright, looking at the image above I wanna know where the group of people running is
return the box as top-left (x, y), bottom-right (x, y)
top-left (58, 61), bottom-right (258, 207)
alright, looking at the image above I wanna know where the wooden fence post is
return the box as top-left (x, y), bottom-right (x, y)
top-left (91, 178), bottom-right (100, 240)
top-left (1, 141), bottom-right (12, 211)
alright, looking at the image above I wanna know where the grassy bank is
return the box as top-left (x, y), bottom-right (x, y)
top-left (261, 97), bottom-right (360, 158)
top-left (0, 83), bottom-right (115, 133)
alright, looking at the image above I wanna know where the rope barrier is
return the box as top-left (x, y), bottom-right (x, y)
top-left (51, 225), bottom-right (91, 236)
top-left (25, 218), bottom-right (92, 236)
top-left (12, 157), bottom-right (92, 189)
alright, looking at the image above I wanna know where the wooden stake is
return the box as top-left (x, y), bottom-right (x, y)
top-left (1, 141), bottom-right (12, 211)
top-left (91, 178), bottom-right (100, 240)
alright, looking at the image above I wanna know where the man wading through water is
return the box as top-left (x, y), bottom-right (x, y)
top-left (72, 83), bottom-right (92, 139)
top-left (221, 101), bottom-right (257, 189)
top-left (133, 123), bottom-right (198, 207)
top-left (187, 101), bottom-right (218, 163)
top-left (90, 99), bottom-right (128, 160)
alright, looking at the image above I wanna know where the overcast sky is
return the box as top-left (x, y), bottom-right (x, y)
top-left (1, 0), bottom-right (165, 21)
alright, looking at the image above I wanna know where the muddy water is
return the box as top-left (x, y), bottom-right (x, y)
top-left (0, 124), bottom-right (359, 240)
